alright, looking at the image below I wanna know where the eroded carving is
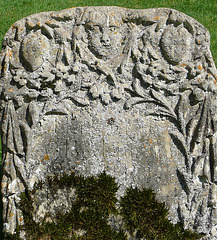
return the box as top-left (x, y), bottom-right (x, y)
top-left (1, 6), bottom-right (217, 239)
top-left (161, 25), bottom-right (193, 64)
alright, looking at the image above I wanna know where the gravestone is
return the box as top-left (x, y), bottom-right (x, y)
top-left (1, 6), bottom-right (217, 239)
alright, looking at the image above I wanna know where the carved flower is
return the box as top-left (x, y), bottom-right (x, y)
top-left (110, 84), bottom-right (125, 100)
top-left (137, 62), bottom-right (189, 94)
top-left (90, 81), bottom-right (111, 105)
top-left (13, 70), bottom-right (28, 87)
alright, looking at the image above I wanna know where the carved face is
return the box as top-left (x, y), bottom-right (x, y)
top-left (86, 20), bottom-right (123, 59)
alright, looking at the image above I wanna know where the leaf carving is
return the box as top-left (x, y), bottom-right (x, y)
top-left (132, 78), bottom-right (147, 97)
top-left (124, 97), bottom-right (147, 109)
top-left (170, 131), bottom-right (190, 169)
top-left (176, 169), bottom-right (190, 196)
top-left (175, 95), bottom-right (189, 136)
top-left (150, 89), bottom-right (177, 119)
top-left (189, 98), bottom-right (208, 154)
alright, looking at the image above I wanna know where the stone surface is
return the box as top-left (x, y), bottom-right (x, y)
top-left (1, 6), bottom-right (217, 239)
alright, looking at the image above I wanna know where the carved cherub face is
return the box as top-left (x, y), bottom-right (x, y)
top-left (85, 16), bottom-right (124, 60)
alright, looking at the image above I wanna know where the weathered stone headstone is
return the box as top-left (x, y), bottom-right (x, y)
top-left (1, 6), bottom-right (217, 239)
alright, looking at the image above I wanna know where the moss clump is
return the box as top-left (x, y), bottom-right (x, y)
top-left (5, 172), bottom-right (203, 240)
top-left (120, 187), bottom-right (202, 240)
top-left (6, 172), bottom-right (126, 240)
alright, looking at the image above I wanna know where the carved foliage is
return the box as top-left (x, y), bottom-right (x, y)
top-left (1, 7), bottom-right (217, 237)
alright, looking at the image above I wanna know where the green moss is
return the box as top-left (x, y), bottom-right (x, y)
top-left (5, 172), bottom-right (203, 240)
top-left (120, 187), bottom-right (202, 239)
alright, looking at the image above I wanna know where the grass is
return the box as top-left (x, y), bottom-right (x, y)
top-left (0, 0), bottom-right (216, 238)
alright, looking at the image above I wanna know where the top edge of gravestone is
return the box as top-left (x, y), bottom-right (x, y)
top-left (0, 6), bottom-right (211, 88)
top-left (1, 6), bottom-right (208, 37)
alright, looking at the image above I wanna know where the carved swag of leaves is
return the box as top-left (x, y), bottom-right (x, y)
top-left (127, 51), bottom-right (217, 235)
top-left (122, 12), bottom-right (217, 233)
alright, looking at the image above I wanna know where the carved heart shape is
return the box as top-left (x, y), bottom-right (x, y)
top-left (21, 32), bottom-right (49, 71)
top-left (161, 25), bottom-right (192, 64)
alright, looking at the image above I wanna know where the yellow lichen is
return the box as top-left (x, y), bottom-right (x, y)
top-left (9, 213), bottom-right (15, 218)
top-left (44, 155), bottom-right (49, 161)
top-left (198, 65), bottom-right (203, 70)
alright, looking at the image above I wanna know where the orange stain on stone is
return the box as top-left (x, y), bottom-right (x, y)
top-left (149, 139), bottom-right (153, 144)
top-left (44, 155), bottom-right (49, 161)
top-left (198, 65), bottom-right (203, 70)
top-left (9, 213), bottom-right (15, 218)
top-left (153, 16), bottom-right (160, 20)
top-left (6, 49), bottom-right (13, 57)
top-left (46, 20), bottom-right (53, 24)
